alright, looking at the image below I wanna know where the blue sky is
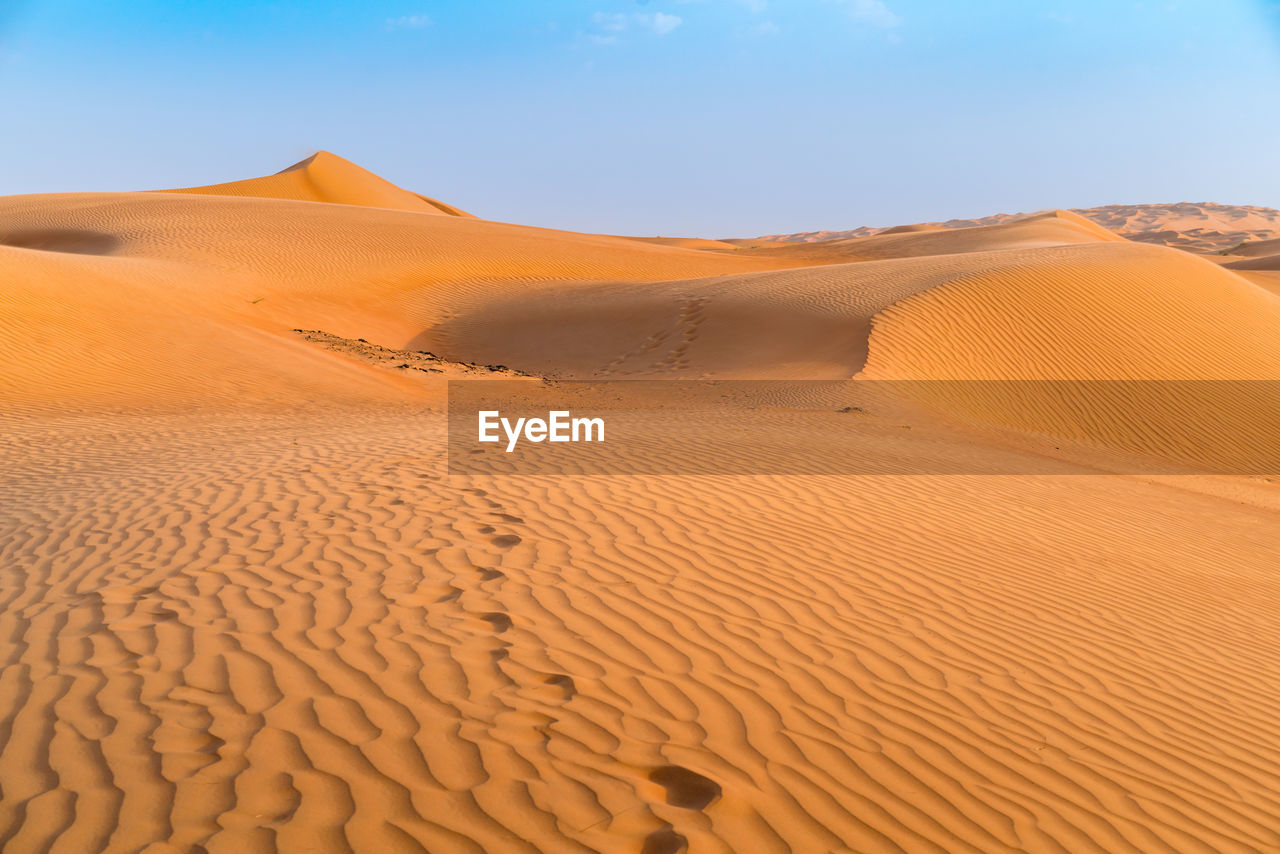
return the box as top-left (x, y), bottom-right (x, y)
top-left (2, 1), bottom-right (1278, 235)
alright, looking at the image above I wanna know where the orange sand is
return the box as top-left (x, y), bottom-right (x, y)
top-left (766, 201), bottom-right (1280, 253)
top-left (2, 153), bottom-right (1280, 853)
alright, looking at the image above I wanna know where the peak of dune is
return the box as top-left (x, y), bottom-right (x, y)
top-left (277, 150), bottom-right (338, 173)
top-left (1022, 208), bottom-right (1124, 241)
top-left (157, 150), bottom-right (474, 216)
top-left (876, 223), bottom-right (946, 236)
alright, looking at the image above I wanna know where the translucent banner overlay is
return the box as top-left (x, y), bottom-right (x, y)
top-left (447, 380), bottom-right (1280, 475)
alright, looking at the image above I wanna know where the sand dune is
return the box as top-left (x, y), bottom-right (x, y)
top-left (442, 235), bottom-right (1280, 471)
top-left (1073, 203), bottom-right (1280, 252)
top-left (766, 201), bottom-right (1280, 254)
top-left (736, 210), bottom-right (1121, 265)
top-left (863, 241), bottom-right (1280, 380)
top-left (860, 242), bottom-right (1280, 470)
top-left (1224, 253), bottom-right (1280, 271)
top-left (1219, 236), bottom-right (1280, 271)
top-left (1222, 235), bottom-right (1280, 258)
top-left (160, 150), bottom-right (473, 216)
top-left (0, 189), bottom-right (796, 408)
top-left (3, 154), bottom-right (1280, 853)
top-left (623, 236), bottom-right (745, 251)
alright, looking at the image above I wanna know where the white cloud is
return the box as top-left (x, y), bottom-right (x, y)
top-left (385, 14), bottom-right (431, 30)
top-left (587, 10), bottom-right (682, 43)
top-left (643, 12), bottom-right (683, 34)
top-left (750, 20), bottom-right (779, 36)
top-left (837, 0), bottom-right (901, 29)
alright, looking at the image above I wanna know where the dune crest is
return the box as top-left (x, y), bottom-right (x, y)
top-left (1220, 235), bottom-right (1280, 271)
top-left (158, 150), bottom-right (472, 215)
top-left (765, 201), bottom-right (1280, 253)
top-left (732, 209), bottom-right (1122, 265)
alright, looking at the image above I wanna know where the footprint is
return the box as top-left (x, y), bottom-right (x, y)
top-left (491, 534), bottom-right (522, 548)
top-left (478, 526), bottom-right (496, 534)
top-left (650, 765), bottom-right (721, 810)
top-left (641, 826), bottom-right (688, 854)
top-left (543, 673), bottom-right (576, 698)
top-left (476, 567), bottom-right (506, 582)
top-left (493, 513), bottom-right (524, 524)
top-left (480, 612), bottom-right (512, 633)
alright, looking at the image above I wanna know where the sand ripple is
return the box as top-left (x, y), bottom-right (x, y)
top-left (3, 411), bottom-right (1279, 852)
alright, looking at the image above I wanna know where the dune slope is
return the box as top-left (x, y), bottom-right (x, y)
top-left (0, 189), bottom-right (798, 408)
top-left (1221, 236), bottom-right (1280, 271)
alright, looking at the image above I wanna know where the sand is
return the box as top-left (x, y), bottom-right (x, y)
top-left (161, 151), bottom-right (474, 217)
top-left (766, 201), bottom-right (1280, 254)
top-left (2, 153), bottom-right (1280, 853)
top-left (1218, 236), bottom-right (1280, 272)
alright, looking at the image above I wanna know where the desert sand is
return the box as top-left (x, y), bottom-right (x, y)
top-left (767, 201), bottom-right (1280, 254)
top-left (2, 152), bottom-right (1279, 853)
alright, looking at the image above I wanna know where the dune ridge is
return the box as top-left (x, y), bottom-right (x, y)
top-left (158, 150), bottom-right (472, 216)
top-left (764, 201), bottom-right (1280, 253)
top-left (1220, 236), bottom-right (1280, 271)
top-left (732, 210), bottom-right (1121, 265)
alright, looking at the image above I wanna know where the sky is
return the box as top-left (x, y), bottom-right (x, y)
top-left (1, 0), bottom-right (1279, 236)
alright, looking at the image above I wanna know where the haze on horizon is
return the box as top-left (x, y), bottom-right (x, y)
top-left (2, 0), bottom-right (1278, 236)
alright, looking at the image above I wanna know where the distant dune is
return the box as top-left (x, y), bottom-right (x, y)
top-left (765, 201), bottom-right (1280, 253)
top-left (726, 210), bottom-right (1122, 265)
top-left (4, 154), bottom-right (1280, 854)
top-left (1220, 235), bottom-right (1280, 271)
